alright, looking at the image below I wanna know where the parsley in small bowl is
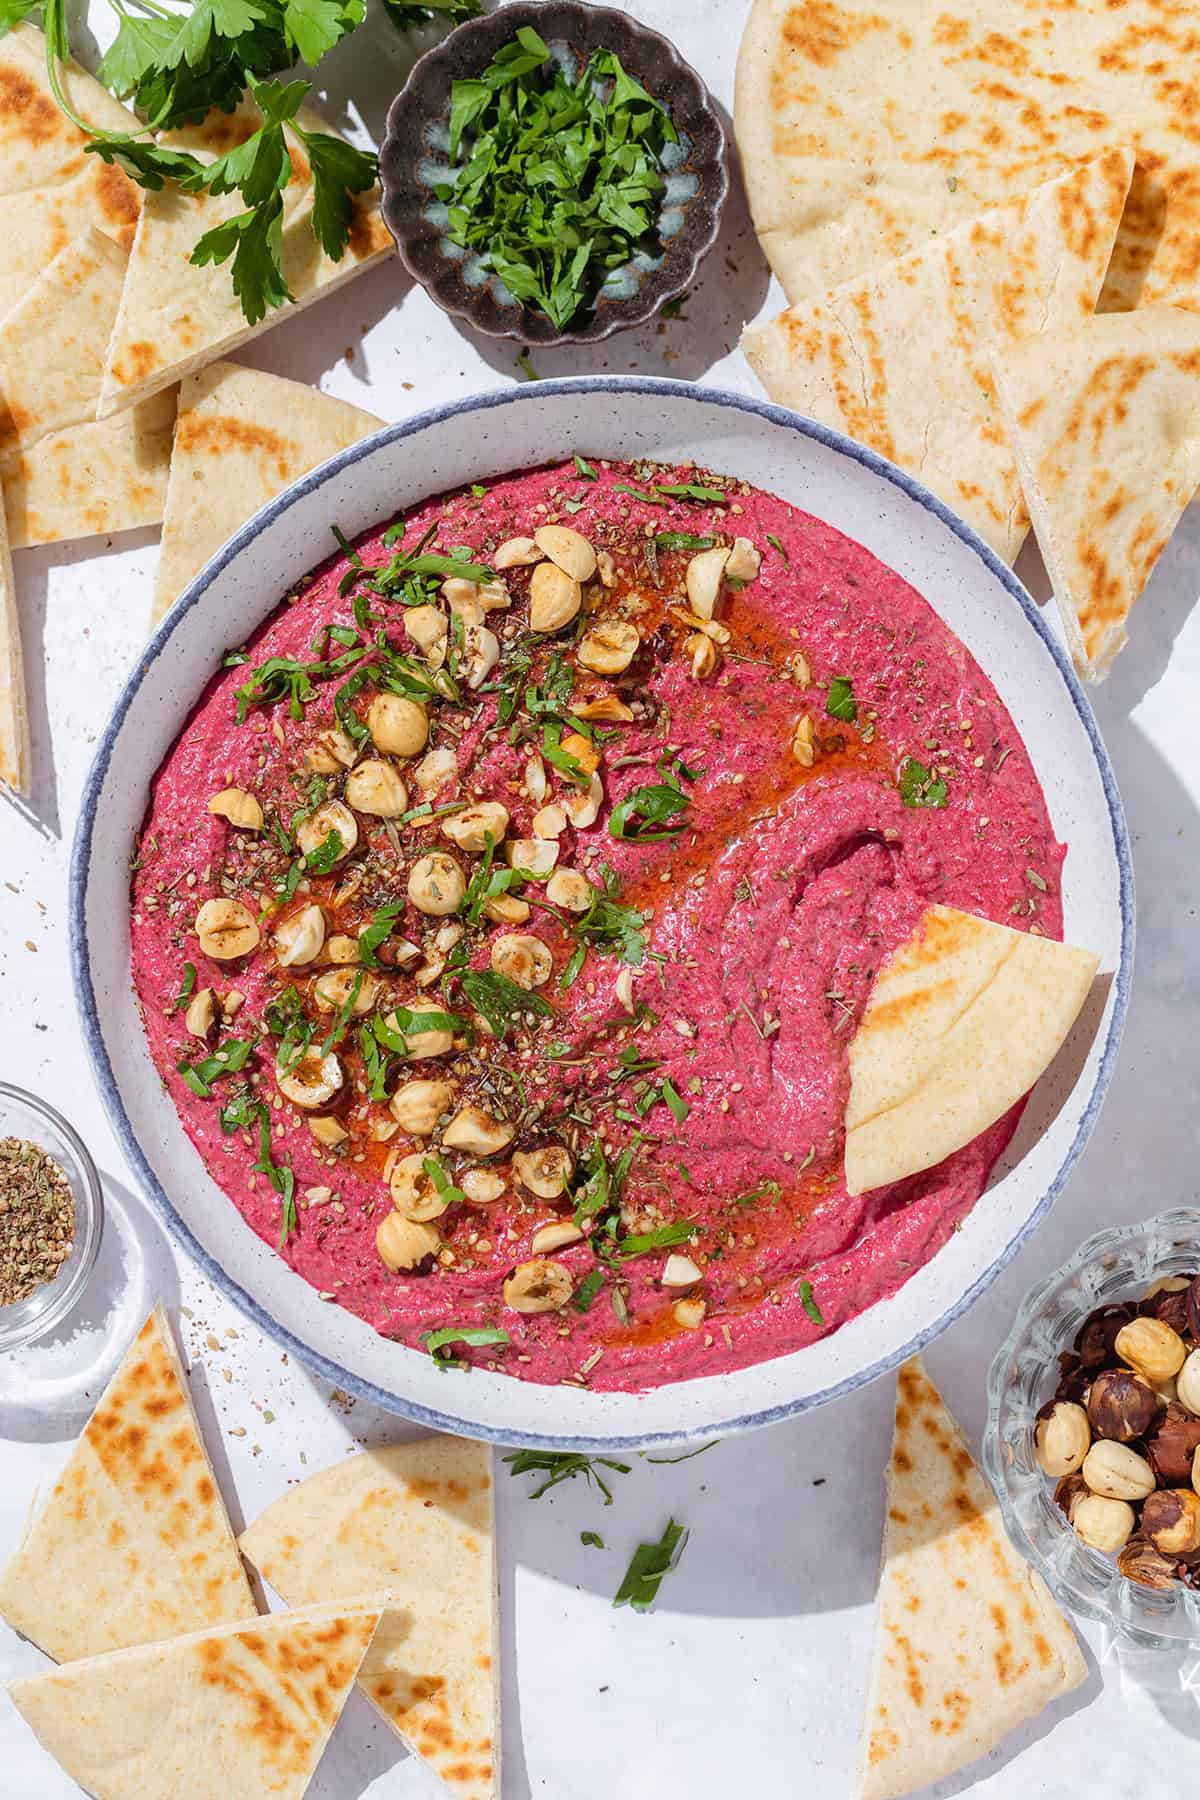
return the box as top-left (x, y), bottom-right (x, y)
top-left (380, 0), bottom-right (728, 343)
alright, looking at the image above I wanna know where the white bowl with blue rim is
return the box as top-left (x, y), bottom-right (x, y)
top-left (70, 378), bottom-right (1133, 1450)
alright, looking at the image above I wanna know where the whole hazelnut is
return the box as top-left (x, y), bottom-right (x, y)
top-left (1034, 1400), bottom-right (1090, 1478)
top-left (1142, 1488), bottom-right (1200, 1557)
top-left (1087, 1367), bottom-right (1163, 1443)
top-left (1081, 1439), bottom-right (1156, 1502)
top-left (1072, 1493), bottom-right (1135, 1554)
top-left (1117, 1538), bottom-right (1179, 1591)
top-left (1177, 1347), bottom-right (1200, 1416)
top-left (1115, 1316), bottom-right (1187, 1385)
top-left (1075, 1302), bottom-right (1137, 1371)
top-left (1146, 1404), bottom-right (1200, 1484)
top-left (1054, 1470), bottom-right (1088, 1522)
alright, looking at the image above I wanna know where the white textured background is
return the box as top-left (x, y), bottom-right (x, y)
top-left (2, 2), bottom-right (1199, 1795)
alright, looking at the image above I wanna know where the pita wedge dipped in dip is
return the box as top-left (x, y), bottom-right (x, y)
top-left (844, 906), bottom-right (1097, 1197)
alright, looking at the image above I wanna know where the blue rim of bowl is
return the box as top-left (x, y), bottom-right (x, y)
top-left (68, 377), bottom-right (1134, 1448)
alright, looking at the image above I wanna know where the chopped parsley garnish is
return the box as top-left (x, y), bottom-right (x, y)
top-left (898, 757), bottom-right (948, 808)
top-left (459, 969), bottom-right (553, 1039)
top-left (177, 1034), bottom-right (257, 1099)
top-left (613, 1518), bottom-right (688, 1611)
top-left (439, 29), bottom-right (678, 329)
top-left (561, 868), bottom-right (646, 987)
top-left (613, 1221), bottom-right (696, 1259)
top-left (644, 1441), bottom-right (718, 1465)
top-left (358, 903), bottom-right (402, 968)
top-left (797, 1280), bottom-right (824, 1326)
top-left (733, 1178), bottom-right (781, 1207)
top-left (765, 532), bottom-right (789, 563)
top-left (373, 1004), bottom-right (468, 1055)
top-left (660, 1078), bottom-right (689, 1124)
top-left (613, 482), bottom-right (667, 506)
top-left (571, 1269), bottom-right (606, 1313)
top-left (655, 481), bottom-right (727, 505)
top-left (573, 454), bottom-right (598, 480)
top-left (318, 970), bottom-right (362, 1055)
top-left (654, 531), bottom-right (716, 553)
top-left (503, 1448), bottom-right (631, 1503)
top-left (826, 676), bottom-right (857, 723)
top-left (608, 780), bottom-right (690, 843)
top-left (581, 1530), bottom-right (605, 1548)
top-left (170, 962), bottom-right (197, 1013)
top-left (215, 1090), bottom-right (295, 1245)
top-left (420, 1325), bottom-right (511, 1370)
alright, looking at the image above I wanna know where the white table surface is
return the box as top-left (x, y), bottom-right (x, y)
top-left (2, 3), bottom-right (1199, 1796)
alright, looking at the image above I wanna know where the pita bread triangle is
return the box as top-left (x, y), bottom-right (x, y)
top-left (856, 1358), bottom-right (1085, 1800)
top-left (844, 905), bottom-right (1097, 1197)
top-left (0, 225), bottom-right (127, 459)
top-left (992, 305), bottom-right (1200, 682)
top-left (0, 23), bottom-right (144, 196)
top-left (240, 1439), bottom-right (500, 1800)
top-left (3, 385), bottom-right (177, 549)
top-left (99, 101), bottom-right (393, 421)
top-left (7, 1600), bottom-right (382, 1800)
top-left (0, 482), bottom-right (30, 793)
top-left (0, 1304), bottom-right (256, 1661)
top-left (741, 147), bottom-right (1133, 564)
top-left (152, 361), bottom-right (383, 623)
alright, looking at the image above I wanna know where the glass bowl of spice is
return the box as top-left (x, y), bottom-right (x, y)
top-left (0, 1083), bottom-right (104, 1353)
top-left (985, 1210), bottom-right (1200, 1650)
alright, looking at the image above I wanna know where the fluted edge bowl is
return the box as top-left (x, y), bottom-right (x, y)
top-left (379, 0), bottom-right (729, 345)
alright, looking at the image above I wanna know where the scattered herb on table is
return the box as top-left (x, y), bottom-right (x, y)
top-left (581, 1530), bottom-right (605, 1548)
top-left (504, 1448), bottom-right (632, 1503)
top-left (644, 1440), bottom-right (718, 1465)
top-left (613, 1517), bottom-right (688, 1611)
top-left (0, 1137), bottom-right (75, 1307)
top-left (439, 25), bottom-right (678, 328)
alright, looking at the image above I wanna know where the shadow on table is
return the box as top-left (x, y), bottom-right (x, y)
top-left (0, 1170), bottom-right (179, 1443)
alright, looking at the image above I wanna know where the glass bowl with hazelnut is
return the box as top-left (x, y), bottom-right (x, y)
top-left (985, 1210), bottom-right (1200, 1649)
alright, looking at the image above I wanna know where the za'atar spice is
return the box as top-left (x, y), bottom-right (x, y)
top-left (0, 1136), bottom-right (75, 1307)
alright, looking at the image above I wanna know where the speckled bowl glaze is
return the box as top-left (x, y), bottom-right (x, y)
top-left (379, 1), bottom-right (728, 344)
top-left (70, 380), bottom-right (1132, 1449)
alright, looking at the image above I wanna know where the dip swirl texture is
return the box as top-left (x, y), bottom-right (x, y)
top-left (131, 458), bottom-right (1064, 1391)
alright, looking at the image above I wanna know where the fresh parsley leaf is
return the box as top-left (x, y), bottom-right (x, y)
top-left (654, 531), bottom-right (715, 553)
top-left (420, 1324), bottom-right (511, 1370)
top-left (613, 1518), bottom-right (688, 1611)
top-left (797, 1279), bottom-right (824, 1326)
top-left (382, 0), bottom-right (480, 29)
top-left (359, 903), bottom-right (402, 967)
top-left (190, 191), bottom-right (291, 326)
top-left (571, 1269), bottom-right (606, 1313)
top-left (613, 482), bottom-right (666, 506)
top-left (826, 676), bottom-right (857, 723)
top-left (460, 968), bottom-right (552, 1038)
top-left (644, 1441), bottom-right (718, 1464)
top-left (171, 961), bottom-right (197, 1013)
top-left (573, 453), bottom-right (598, 480)
top-left (765, 532), bottom-right (789, 564)
top-left (660, 1078), bottom-right (688, 1124)
top-left (608, 780), bottom-right (690, 843)
top-left (503, 1448), bottom-right (631, 1503)
top-left (898, 756), bottom-right (948, 808)
top-left (654, 481), bottom-right (726, 504)
top-left (613, 1221), bottom-right (696, 1259)
top-left (176, 1033), bottom-right (258, 1099)
top-left (296, 126), bottom-right (377, 260)
top-left (581, 1530), bottom-right (604, 1548)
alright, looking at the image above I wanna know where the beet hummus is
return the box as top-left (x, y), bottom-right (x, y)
top-left (131, 456), bottom-right (1064, 1392)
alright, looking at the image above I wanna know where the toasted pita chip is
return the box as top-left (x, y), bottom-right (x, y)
top-left (241, 1441), bottom-right (499, 1800)
top-left (8, 1601), bottom-right (382, 1800)
top-left (844, 906), bottom-right (1097, 1196)
top-left (742, 150), bottom-right (1133, 563)
top-left (152, 363), bottom-right (382, 622)
top-left (99, 104), bottom-right (393, 421)
top-left (735, 0), bottom-right (1200, 313)
top-left (0, 485), bottom-right (29, 792)
top-left (856, 1358), bottom-right (1085, 1800)
top-left (0, 226), bottom-right (127, 459)
top-left (3, 387), bottom-right (177, 548)
top-left (0, 1305), bottom-right (256, 1661)
top-left (992, 306), bottom-right (1200, 682)
top-left (0, 23), bottom-right (144, 196)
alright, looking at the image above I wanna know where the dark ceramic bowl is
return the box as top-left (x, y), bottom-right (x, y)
top-left (379, 0), bottom-right (728, 345)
